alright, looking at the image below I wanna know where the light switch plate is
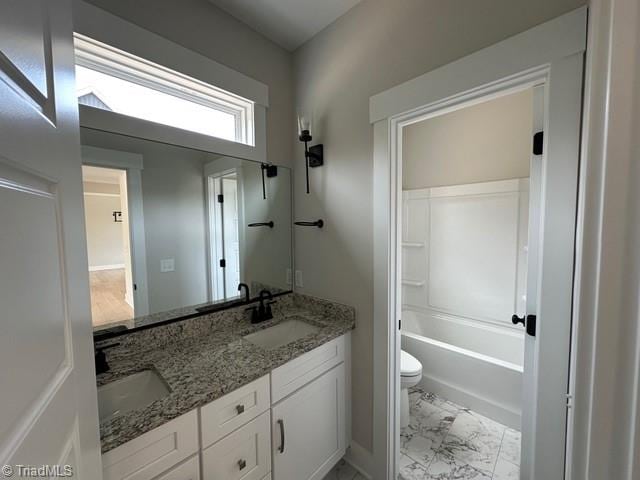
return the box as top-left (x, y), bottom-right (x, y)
top-left (295, 270), bottom-right (303, 288)
top-left (160, 258), bottom-right (175, 273)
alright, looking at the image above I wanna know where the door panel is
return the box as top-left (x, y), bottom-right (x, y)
top-left (0, 0), bottom-right (102, 476)
top-left (0, 162), bottom-right (70, 442)
top-left (0, 0), bottom-right (54, 118)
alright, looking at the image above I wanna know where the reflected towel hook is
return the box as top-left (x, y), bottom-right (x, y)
top-left (294, 219), bottom-right (324, 228)
top-left (248, 221), bottom-right (274, 228)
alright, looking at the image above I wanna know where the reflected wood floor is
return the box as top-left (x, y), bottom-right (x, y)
top-left (90, 268), bottom-right (133, 327)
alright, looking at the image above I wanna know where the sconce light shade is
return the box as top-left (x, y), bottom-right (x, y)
top-left (297, 111), bottom-right (322, 194)
top-left (297, 113), bottom-right (312, 142)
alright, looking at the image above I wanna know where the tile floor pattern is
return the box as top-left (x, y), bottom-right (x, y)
top-left (322, 459), bottom-right (367, 480)
top-left (399, 388), bottom-right (520, 479)
top-left (322, 388), bottom-right (520, 480)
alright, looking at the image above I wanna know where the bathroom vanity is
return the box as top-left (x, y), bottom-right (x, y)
top-left (96, 294), bottom-right (354, 480)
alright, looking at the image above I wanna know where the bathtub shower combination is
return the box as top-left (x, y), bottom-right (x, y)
top-left (401, 178), bottom-right (529, 430)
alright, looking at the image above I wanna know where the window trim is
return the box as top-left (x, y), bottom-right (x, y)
top-left (74, 33), bottom-right (255, 146)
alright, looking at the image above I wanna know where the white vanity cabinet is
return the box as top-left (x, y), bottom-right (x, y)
top-left (153, 456), bottom-right (200, 480)
top-left (101, 334), bottom-right (349, 480)
top-left (102, 410), bottom-right (199, 480)
top-left (271, 364), bottom-right (346, 480)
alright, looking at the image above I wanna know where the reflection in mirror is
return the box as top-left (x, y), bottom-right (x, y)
top-left (80, 128), bottom-right (292, 334)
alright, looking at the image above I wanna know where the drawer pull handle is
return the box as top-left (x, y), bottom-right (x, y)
top-left (238, 459), bottom-right (247, 470)
top-left (236, 404), bottom-right (245, 414)
top-left (277, 419), bottom-right (285, 453)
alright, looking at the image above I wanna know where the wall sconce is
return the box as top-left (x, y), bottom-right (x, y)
top-left (297, 113), bottom-right (323, 194)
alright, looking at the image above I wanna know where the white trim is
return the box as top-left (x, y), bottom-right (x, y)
top-left (72, 1), bottom-right (268, 106)
top-left (371, 7), bottom-right (587, 479)
top-left (344, 441), bottom-right (374, 480)
top-left (81, 145), bottom-right (150, 317)
top-left (81, 144), bottom-right (142, 170)
top-left (72, 1), bottom-right (268, 162)
top-left (88, 263), bottom-right (125, 272)
top-left (567, 0), bottom-right (640, 478)
top-left (83, 191), bottom-right (119, 198)
top-left (369, 7), bottom-right (587, 123)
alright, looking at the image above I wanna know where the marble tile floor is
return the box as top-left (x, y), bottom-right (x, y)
top-left (323, 387), bottom-right (519, 480)
top-left (399, 387), bottom-right (521, 479)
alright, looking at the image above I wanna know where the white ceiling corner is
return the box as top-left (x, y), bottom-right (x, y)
top-left (206, 0), bottom-right (363, 51)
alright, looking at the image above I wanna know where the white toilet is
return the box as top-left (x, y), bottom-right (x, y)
top-left (400, 350), bottom-right (423, 428)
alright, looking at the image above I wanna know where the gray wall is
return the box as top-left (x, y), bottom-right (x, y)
top-left (292, 0), bottom-right (585, 451)
top-left (403, 89), bottom-right (532, 190)
top-left (81, 129), bottom-right (210, 315)
top-left (204, 156), bottom-right (293, 296)
top-left (83, 192), bottom-right (125, 269)
top-left (83, 0), bottom-right (293, 168)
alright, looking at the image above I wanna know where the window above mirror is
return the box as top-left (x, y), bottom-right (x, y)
top-left (74, 34), bottom-right (255, 145)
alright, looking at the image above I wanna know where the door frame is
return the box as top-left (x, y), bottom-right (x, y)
top-left (370, 7), bottom-right (587, 479)
top-left (204, 161), bottom-right (246, 302)
top-left (81, 145), bottom-right (150, 317)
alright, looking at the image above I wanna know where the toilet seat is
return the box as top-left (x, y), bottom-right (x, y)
top-left (401, 350), bottom-right (422, 377)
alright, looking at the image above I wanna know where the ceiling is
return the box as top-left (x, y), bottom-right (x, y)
top-left (206, 0), bottom-right (363, 51)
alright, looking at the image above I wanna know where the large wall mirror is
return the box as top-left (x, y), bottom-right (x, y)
top-left (81, 128), bottom-right (293, 337)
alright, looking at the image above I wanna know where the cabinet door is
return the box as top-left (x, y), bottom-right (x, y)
top-left (154, 455), bottom-right (200, 480)
top-left (272, 364), bottom-right (345, 480)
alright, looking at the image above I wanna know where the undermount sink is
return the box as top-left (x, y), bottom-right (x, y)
top-left (243, 319), bottom-right (319, 350)
top-left (97, 369), bottom-right (171, 421)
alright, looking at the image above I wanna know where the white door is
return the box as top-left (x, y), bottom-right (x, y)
top-left (0, 0), bottom-right (102, 477)
top-left (519, 86), bottom-right (544, 478)
top-left (271, 365), bottom-right (346, 480)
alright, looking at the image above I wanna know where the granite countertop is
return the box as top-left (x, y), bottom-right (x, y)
top-left (97, 293), bottom-right (355, 453)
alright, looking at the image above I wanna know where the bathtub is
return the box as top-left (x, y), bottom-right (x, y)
top-left (401, 308), bottom-right (523, 429)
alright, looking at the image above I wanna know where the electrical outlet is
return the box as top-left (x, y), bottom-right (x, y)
top-left (295, 270), bottom-right (303, 288)
top-left (160, 258), bottom-right (175, 272)
top-left (286, 268), bottom-right (292, 286)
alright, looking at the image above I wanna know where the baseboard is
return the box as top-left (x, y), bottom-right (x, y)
top-left (89, 263), bottom-right (125, 272)
top-left (344, 441), bottom-right (373, 480)
top-left (419, 374), bottom-right (521, 429)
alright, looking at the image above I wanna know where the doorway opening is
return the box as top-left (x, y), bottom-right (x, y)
top-left (369, 9), bottom-right (585, 480)
top-left (397, 87), bottom-right (542, 478)
top-left (82, 165), bottom-right (135, 328)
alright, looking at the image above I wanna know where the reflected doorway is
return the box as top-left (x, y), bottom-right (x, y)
top-left (82, 165), bottom-right (135, 328)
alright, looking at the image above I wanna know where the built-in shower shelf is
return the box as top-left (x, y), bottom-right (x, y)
top-left (402, 242), bottom-right (425, 248)
top-left (402, 279), bottom-right (425, 287)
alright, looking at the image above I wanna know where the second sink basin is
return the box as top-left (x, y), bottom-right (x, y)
top-left (243, 319), bottom-right (319, 350)
top-left (98, 369), bottom-right (171, 421)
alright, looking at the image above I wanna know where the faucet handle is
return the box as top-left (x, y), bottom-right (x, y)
top-left (245, 306), bottom-right (259, 324)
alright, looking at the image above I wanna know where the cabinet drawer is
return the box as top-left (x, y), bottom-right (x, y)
top-left (271, 335), bottom-right (345, 403)
top-left (201, 375), bottom-right (270, 449)
top-left (102, 411), bottom-right (198, 480)
top-left (154, 455), bottom-right (200, 480)
top-left (202, 411), bottom-right (271, 480)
